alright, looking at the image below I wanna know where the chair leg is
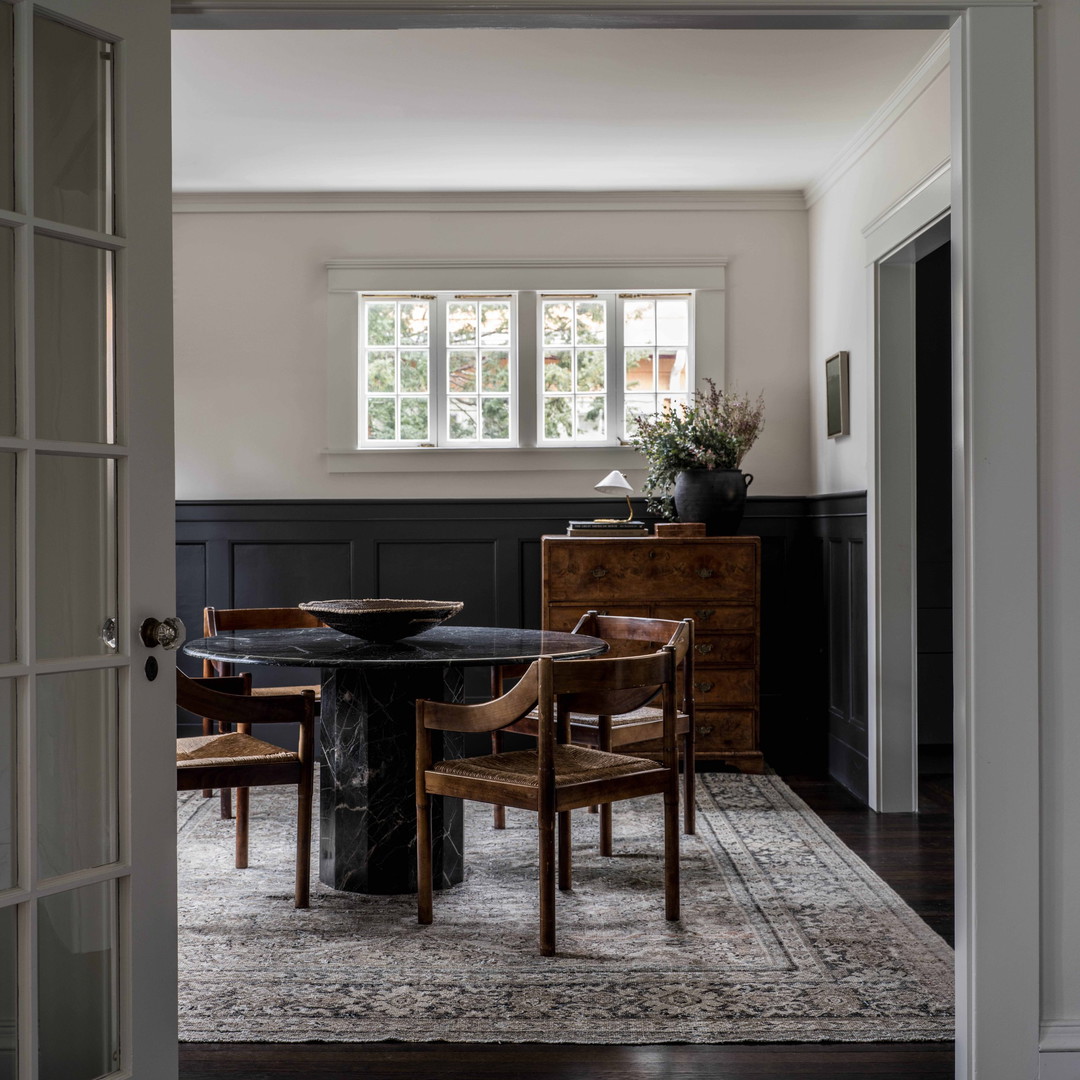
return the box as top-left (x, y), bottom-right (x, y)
top-left (599, 803), bottom-right (613, 857)
top-left (539, 804), bottom-right (556, 956)
top-left (598, 715), bottom-right (613, 855)
top-left (234, 787), bottom-right (249, 869)
top-left (492, 730), bottom-right (506, 830)
top-left (294, 770), bottom-right (313, 909)
top-left (558, 810), bottom-right (572, 891)
top-left (417, 792), bottom-right (433, 925)
top-left (219, 787), bottom-right (233, 819)
top-left (683, 731), bottom-right (696, 835)
top-left (664, 781), bottom-right (680, 922)
top-left (201, 717), bottom-right (213, 798)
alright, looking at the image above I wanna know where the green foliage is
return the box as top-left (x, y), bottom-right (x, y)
top-left (629, 380), bottom-right (765, 519)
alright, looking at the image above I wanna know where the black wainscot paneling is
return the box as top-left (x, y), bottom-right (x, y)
top-left (177, 495), bottom-right (867, 797)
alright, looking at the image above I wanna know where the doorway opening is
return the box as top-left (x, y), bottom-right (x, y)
top-left (914, 239), bottom-right (954, 783)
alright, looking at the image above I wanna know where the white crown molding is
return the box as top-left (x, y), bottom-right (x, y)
top-left (804, 31), bottom-right (950, 208)
top-left (172, 189), bottom-right (806, 214)
top-left (326, 255), bottom-right (728, 270)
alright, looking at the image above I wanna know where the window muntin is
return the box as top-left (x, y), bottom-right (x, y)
top-left (621, 294), bottom-right (691, 431)
top-left (361, 297), bottom-right (432, 443)
top-left (540, 296), bottom-right (609, 442)
top-left (444, 297), bottom-right (514, 443)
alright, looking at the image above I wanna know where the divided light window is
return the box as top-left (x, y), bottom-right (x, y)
top-left (357, 290), bottom-right (692, 448)
top-left (360, 293), bottom-right (515, 447)
top-left (539, 292), bottom-right (692, 443)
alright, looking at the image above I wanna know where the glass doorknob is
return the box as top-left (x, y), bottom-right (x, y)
top-left (139, 616), bottom-right (185, 650)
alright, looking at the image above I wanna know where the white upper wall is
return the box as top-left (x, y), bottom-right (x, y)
top-left (807, 64), bottom-right (951, 495)
top-left (173, 206), bottom-right (809, 499)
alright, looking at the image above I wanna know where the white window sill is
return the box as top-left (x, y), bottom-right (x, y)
top-left (323, 445), bottom-right (643, 474)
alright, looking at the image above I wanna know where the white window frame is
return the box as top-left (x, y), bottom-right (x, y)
top-left (357, 292), bottom-right (519, 449)
top-left (325, 257), bottom-right (725, 474)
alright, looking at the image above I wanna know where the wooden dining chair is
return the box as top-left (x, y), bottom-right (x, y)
top-left (492, 613), bottom-right (696, 850)
top-left (176, 669), bottom-right (316, 909)
top-left (201, 606), bottom-right (323, 814)
top-left (416, 650), bottom-right (680, 956)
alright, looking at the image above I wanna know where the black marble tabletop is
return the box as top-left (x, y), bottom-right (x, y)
top-left (183, 625), bottom-right (608, 669)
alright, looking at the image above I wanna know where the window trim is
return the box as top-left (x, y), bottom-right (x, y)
top-left (325, 256), bottom-right (726, 474)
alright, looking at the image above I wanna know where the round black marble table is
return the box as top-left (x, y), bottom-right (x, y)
top-left (184, 626), bottom-right (607, 895)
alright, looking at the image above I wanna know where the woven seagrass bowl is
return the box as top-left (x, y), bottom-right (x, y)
top-left (299, 599), bottom-right (463, 643)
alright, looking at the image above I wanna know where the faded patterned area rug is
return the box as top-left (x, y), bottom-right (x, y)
top-left (177, 772), bottom-right (953, 1044)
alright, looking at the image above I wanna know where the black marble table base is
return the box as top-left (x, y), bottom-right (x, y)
top-left (319, 664), bottom-right (465, 894)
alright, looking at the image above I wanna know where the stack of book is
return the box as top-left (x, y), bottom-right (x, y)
top-left (567, 519), bottom-right (649, 537)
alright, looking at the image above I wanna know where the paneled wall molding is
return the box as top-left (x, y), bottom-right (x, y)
top-left (805, 32), bottom-right (950, 208)
top-left (1040, 1021), bottom-right (1080, 1052)
top-left (177, 492), bottom-right (867, 793)
top-left (173, 190), bottom-right (806, 214)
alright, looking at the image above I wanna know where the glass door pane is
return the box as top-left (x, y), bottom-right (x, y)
top-left (0, 906), bottom-right (14, 1080)
top-left (0, 3), bottom-right (12, 210)
top-left (35, 455), bottom-right (116, 660)
top-left (0, 227), bottom-right (12, 436)
top-left (34, 235), bottom-right (113, 444)
top-left (33, 14), bottom-right (111, 233)
top-left (36, 670), bottom-right (117, 880)
top-left (0, 681), bottom-right (13, 891)
top-left (37, 881), bottom-right (118, 1080)
top-left (0, 452), bottom-right (12, 662)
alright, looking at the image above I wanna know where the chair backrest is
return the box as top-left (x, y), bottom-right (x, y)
top-left (204, 606), bottom-right (324, 636)
top-left (177, 669), bottom-right (315, 729)
top-left (568, 612), bottom-right (692, 715)
top-left (420, 649), bottom-right (676, 737)
top-left (202, 606), bottom-right (325, 678)
top-left (571, 611), bottom-right (685, 651)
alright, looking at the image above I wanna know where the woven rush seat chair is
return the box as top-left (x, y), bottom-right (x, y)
top-left (201, 606), bottom-right (324, 815)
top-left (416, 650), bottom-right (680, 956)
top-left (492, 612), bottom-right (696, 852)
top-left (176, 670), bottom-right (315, 909)
top-left (202, 606), bottom-right (324, 700)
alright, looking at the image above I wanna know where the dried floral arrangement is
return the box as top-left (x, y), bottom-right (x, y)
top-left (629, 379), bottom-right (765, 519)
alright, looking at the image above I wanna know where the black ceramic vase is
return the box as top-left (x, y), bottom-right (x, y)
top-left (673, 468), bottom-right (754, 536)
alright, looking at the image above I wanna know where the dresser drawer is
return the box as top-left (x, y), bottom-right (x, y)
top-left (544, 540), bottom-right (758, 602)
top-left (692, 633), bottom-right (757, 667)
top-left (694, 710), bottom-right (758, 752)
top-left (652, 603), bottom-right (756, 631)
top-left (630, 710), bottom-right (757, 755)
top-left (690, 668), bottom-right (757, 707)
top-left (545, 603), bottom-right (643, 633)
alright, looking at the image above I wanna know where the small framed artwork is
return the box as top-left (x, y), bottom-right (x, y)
top-left (825, 351), bottom-right (849, 438)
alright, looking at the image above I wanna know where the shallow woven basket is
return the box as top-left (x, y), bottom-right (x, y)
top-left (299, 598), bottom-right (463, 642)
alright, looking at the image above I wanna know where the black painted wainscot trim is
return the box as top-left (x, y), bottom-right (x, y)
top-left (176, 494), bottom-right (867, 800)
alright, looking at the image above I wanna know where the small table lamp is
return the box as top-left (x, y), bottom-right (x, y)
top-left (594, 470), bottom-right (635, 522)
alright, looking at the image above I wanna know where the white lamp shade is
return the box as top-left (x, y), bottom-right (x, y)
top-left (594, 470), bottom-right (634, 496)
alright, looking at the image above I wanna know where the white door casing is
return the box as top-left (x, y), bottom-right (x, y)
top-left (168, 3), bottom-right (1043, 1078)
top-left (0, 1), bottom-right (176, 1077)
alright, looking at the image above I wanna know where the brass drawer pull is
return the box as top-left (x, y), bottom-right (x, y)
top-left (694, 608), bottom-right (715, 620)
top-left (697, 568), bottom-right (714, 579)
top-left (694, 681), bottom-right (714, 694)
top-left (695, 643), bottom-right (714, 655)
top-left (591, 567), bottom-right (608, 579)
top-left (697, 724), bottom-right (714, 736)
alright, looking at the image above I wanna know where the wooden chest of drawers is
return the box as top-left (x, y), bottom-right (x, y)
top-left (541, 535), bottom-right (763, 772)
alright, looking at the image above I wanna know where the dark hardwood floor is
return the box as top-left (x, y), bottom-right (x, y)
top-left (179, 771), bottom-right (955, 1080)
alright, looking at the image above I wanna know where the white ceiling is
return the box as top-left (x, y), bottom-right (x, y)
top-left (171, 29), bottom-right (943, 193)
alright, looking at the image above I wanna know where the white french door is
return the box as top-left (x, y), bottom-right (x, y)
top-left (0, 1), bottom-right (177, 1077)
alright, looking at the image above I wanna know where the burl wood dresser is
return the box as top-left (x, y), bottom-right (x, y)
top-left (541, 535), bottom-right (763, 773)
